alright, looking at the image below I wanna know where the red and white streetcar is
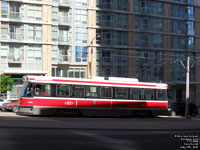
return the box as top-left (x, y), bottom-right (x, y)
top-left (17, 76), bottom-right (168, 116)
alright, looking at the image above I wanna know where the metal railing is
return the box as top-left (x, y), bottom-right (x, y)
top-left (58, 0), bottom-right (71, 6)
top-left (58, 16), bottom-right (71, 24)
top-left (8, 54), bottom-right (23, 63)
top-left (9, 12), bottom-right (23, 21)
top-left (10, 32), bottom-right (24, 40)
top-left (58, 36), bottom-right (71, 43)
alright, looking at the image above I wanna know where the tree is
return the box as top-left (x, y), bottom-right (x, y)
top-left (0, 74), bottom-right (14, 94)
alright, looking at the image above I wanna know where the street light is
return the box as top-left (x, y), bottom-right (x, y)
top-left (87, 34), bottom-right (100, 78)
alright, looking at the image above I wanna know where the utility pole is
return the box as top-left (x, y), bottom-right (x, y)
top-left (185, 57), bottom-right (190, 119)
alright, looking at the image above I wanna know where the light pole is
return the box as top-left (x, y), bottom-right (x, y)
top-left (180, 56), bottom-right (190, 119)
top-left (88, 36), bottom-right (96, 78)
top-left (185, 56), bottom-right (190, 119)
top-left (87, 34), bottom-right (100, 78)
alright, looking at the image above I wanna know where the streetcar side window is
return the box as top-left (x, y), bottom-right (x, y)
top-left (72, 85), bottom-right (85, 97)
top-left (86, 86), bottom-right (99, 98)
top-left (34, 84), bottom-right (51, 97)
top-left (115, 88), bottom-right (128, 99)
top-left (130, 88), bottom-right (142, 100)
top-left (144, 89), bottom-right (154, 100)
top-left (56, 85), bottom-right (70, 97)
top-left (156, 89), bottom-right (166, 100)
top-left (100, 87), bottom-right (113, 98)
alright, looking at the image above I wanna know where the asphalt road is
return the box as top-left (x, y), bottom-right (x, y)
top-left (0, 112), bottom-right (199, 150)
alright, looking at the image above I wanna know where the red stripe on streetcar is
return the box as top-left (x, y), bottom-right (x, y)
top-left (112, 101), bottom-right (168, 109)
top-left (77, 100), bottom-right (94, 107)
top-left (20, 98), bottom-right (168, 109)
top-left (96, 101), bottom-right (112, 108)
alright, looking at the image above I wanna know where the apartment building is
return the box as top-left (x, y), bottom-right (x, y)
top-left (88, 0), bottom-right (200, 106)
top-left (0, 0), bottom-right (88, 98)
top-left (0, 0), bottom-right (200, 106)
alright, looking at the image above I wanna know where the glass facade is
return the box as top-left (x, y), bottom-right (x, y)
top-left (134, 0), bottom-right (164, 82)
top-left (96, 48), bottom-right (128, 77)
top-left (136, 50), bottom-right (163, 82)
top-left (94, 0), bottom-right (198, 103)
top-left (171, 52), bottom-right (195, 82)
top-left (95, 0), bottom-right (129, 77)
top-left (135, 0), bottom-right (163, 15)
top-left (96, 0), bottom-right (128, 11)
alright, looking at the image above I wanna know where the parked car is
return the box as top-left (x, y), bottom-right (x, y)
top-left (2, 101), bottom-right (19, 113)
top-left (169, 102), bottom-right (198, 117)
top-left (0, 97), bottom-right (10, 110)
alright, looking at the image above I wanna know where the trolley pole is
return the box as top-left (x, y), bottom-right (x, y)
top-left (185, 57), bottom-right (190, 119)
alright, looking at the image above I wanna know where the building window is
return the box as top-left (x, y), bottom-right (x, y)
top-left (52, 7), bottom-right (58, 22)
top-left (58, 27), bottom-right (71, 43)
top-left (96, 48), bottom-right (128, 77)
top-left (135, 0), bottom-right (163, 15)
top-left (28, 24), bottom-right (42, 41)
top-left (52, 46), bottom-right (58, 63)
top-left (27, 4), bottom-right (42, 21)
top-left (135, 16), bottom-right (163, 32)
top-left (135, 33), bottom-right (163, 48)
top-left (171, 52), bottom-right (195, 82)
top-left (58, 46), bottom-right (71, 63)
top-left (27, 45), bottom-right (41, 61)
top-left (171, 36), bottom-right (194, 50)
top-left (1, 23), bottom-right (9, 39)
top-left (117, 0), bottom-right (127, 11)
top-left (58, 7), bottom-right (71, 24)
top-left (76, 27), bottom-right (87, 44)
top-left (52, 67), bottom-right (86, 78)
top-left (75, 8), bottom-right (87, 25)
top-left (1, 43), bottom-right (24, 62)
top-left (75, 46), bottom-right (87, 62)
top-left (1, 43), bottom-right (8, 60)
top-left (136, 50), bottom-right (163, 82)
top-left (1, 1), bottom-right (8, 18)
top-left (75, 0), bottom-right (87, 7)
top-left (97, 29), bottom-right (128, 46)
top-left (9, 44), bottom-right (24, 62)
top-left (1, 23), bottom-right (24, 40)
top-left (170, 4), bottom-right (194, 19)
top-left (52, 26), bottom-right (58, 42)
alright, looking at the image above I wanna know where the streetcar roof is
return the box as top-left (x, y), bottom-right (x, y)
top-left (23, 75), bottom-right (168, 89)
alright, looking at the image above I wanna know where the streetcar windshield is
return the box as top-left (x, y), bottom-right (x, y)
top-left (20, 82), bottom-right (34, 97)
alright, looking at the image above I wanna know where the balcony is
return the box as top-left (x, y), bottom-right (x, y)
top-left (10, 32), bottom-right (24, 41)
top-left (58, 55), bottom-right (70, 64)
top-left (58, 0), bottom-right (71, 7)
top-left (58, 16), bottom-right (71, 26)
top-left (8, 53), bottom-right (23, 63)
top-left (1, 32), bottom-right (24, 41)
top-left (58, 36), bottom-right (71, 44)
top-left (9, 12), bottom-right (23, 21)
